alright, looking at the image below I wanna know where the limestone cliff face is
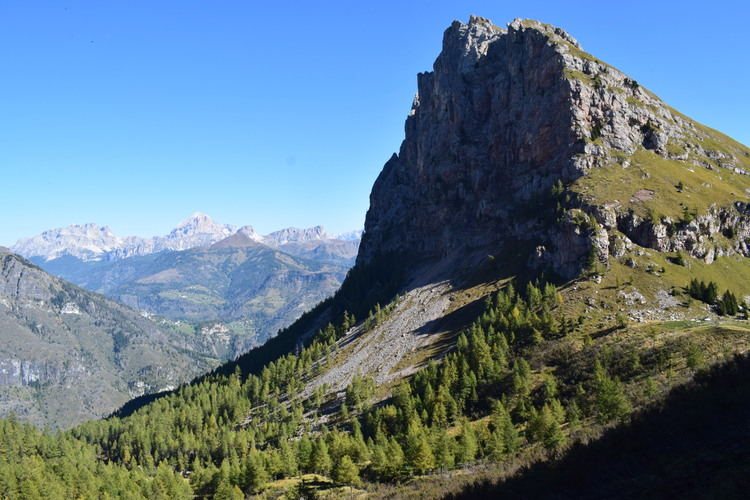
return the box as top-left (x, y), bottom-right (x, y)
top-left (358, 16), bottom-right (750, 279)
top-left (359, 17), bottom-right (581, 274)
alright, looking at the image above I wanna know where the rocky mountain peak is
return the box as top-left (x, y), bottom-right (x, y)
top-left (265, 226), bottom-right (330, 246)
top-left (210, 229), bottom-right (261, 249)
top-left (170, 212), bottom-right (237, 238)
top-left (357, 17), bottom-right (750, 280)
top-left (439, 15), bottom-right (500, 75)
top-left (237, 225), bottom-right (266, 242)
top-left (11, 223), bottom-right (123, 262)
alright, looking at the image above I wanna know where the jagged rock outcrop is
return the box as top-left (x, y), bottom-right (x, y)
top-left (358, 16), bottom-right (750, 279)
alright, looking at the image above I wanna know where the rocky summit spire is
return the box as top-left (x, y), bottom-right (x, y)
top-left (357, 17), bottom-right (750, 280)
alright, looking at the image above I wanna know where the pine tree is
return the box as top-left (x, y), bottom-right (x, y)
top-left (309, 439), bottom-right (332, 476)
top-left (594, 360), bottom-right (631, 424)
top-left (431, 428), bottom-right (455, 471)
top-left (540, 405), bottom-right (566, 450)
top-left (686, 343), bottom-right (705, 370)
top-left (332, 455), bottom-right (361, 486)
top-left (405, 420), bottom-right (434, 474)
top-left (214, 481), bottom-right (244, 500)
top-left (242, 451), bottom-right (269, 492)
top-left (455, 419), bottom-right (478, 465)
top-left (385, 436), bottom-right (405, 479)
top-left (511, 358), bottom-right (532, 396)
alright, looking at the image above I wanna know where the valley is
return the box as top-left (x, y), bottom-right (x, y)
top-left (13, 215), bottom-right (359, 362)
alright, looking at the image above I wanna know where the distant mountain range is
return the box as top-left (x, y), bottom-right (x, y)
top-left (10, 214), bottom-right (362, 357)
top-left (11, 212), bottom-right (362, 263)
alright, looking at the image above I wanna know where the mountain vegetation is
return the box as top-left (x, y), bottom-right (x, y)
top-left (2, 15), bottom-right (750, 499)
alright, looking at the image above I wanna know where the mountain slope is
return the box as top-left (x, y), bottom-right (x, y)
top-left (3, 16), bottom-right (750, 499)
top-left (0, 247), bottom-right (217, 429)
top-left (444, 353), bottom-right (750, 499)
top-left (110, 241), bottom-right (345, 332)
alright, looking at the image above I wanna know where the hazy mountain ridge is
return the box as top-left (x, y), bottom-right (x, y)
top-left (104, 243), bottom-right (347, 337)
top-left (12, 213), bottom-right (237, 262)
top-left (11, 212), bottom-right (361, 263)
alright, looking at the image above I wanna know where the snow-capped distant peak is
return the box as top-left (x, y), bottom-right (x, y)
top-left (170, 212), bottom-right (234, 236)
top-left (10, 223), bottom-right (123, 262)
top-left (334, 229), bottom-right (364, 241)
top-left (264, 226), bottom-right (331, 246)
top-left (238, 225), bottom-right (266, 243)
top-left (11, 215), bottom-right (362, 262)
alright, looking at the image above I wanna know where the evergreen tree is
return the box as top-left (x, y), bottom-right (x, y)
top-left (309, 438), bottom-right (332, 476)
top-left (540, 405), bottom-right (566, 450)
top-left (214, 481), bottom-right (244, 500)
top-left (242, 451), bottom-right (269, 492)
top-left (686, 343), bottom-right (705, 370)
top-left (369, 434), bottom-right (404, 481)
top-left (405, 420), bottom-right (434, 474)
top-left (332, 455), bottom-right (361, 486)
top-left (431, 428), bottom-right (455, 471)
top-left (593, 360), bottom-right (631, 424)
top-left (455, 419), bottom-right (478, 465)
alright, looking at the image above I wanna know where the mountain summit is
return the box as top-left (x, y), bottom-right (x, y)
top-left (166, 212), bottom-right (237, 242)
top-left (359, 16), bottom-right (750, 281)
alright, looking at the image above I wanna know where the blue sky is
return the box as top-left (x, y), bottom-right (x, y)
top-left (2, 1), bottom-right (748, 246)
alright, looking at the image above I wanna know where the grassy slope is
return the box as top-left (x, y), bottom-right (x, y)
top-left (574, 146), bottom-right (750, 222)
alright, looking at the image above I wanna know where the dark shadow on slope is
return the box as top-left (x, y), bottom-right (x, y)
top-left (413, 294), bottom-right (490, 357)
top-left (443, 353), bottom-right (750, 500)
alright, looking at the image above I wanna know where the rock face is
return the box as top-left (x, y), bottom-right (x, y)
top-left (0, 248), bottom-right (216, 429)
top-left (358, 16), bottom-right (750, 279)
top-left (359, 17), bottom-right (582, 275)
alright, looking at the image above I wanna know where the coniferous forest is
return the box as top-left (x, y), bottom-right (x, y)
top-left (2, 276), bottom-right (745, 498)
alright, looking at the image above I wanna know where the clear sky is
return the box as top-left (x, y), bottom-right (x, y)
top-left (2, 1), bottom-right (748, 246)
